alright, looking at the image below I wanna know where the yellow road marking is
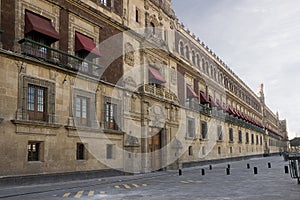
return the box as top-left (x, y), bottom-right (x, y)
top-left (187, 180), bottom-right (194, 182)
top-left (74, 191), bottom-right (84, 198)
top-left (142, 184), bottom-right (147, 187)
top-left (88, 190), bottom-right (94, 196)
top-left (123, 184), bottom-right (131, 189)
top-left (114, 185), bottom-right (120, 189)
top-left (63, 192), bottom-right (71, 197)
top-left (99, 191), bottom-right (106, 194)
top-left (132, 184), bottom-right (139, 188)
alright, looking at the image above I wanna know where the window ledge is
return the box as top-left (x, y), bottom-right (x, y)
top-left (27, 161), bottom-right (43, 164)
top-left (229, 141), bottom-right (234, 143)
top-left (12, 119), bottom-right (62, 135)
top-left (185, 137), bottom-right (197, 141)
top-left (12, 119), bottom-right (62, 128)
top-left (103, 129), bottom-right (125, 135)
top-left (200, 138), bottom-right (208, 141)
top-left (217, 140), bottom-right (223, 143)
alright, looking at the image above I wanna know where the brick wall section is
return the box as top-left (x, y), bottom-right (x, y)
top-left (113, 0), bottom-right (123, 16)
top-left (59, 8), bottom-right (69, 52)
top-left (98, 25), bottom-right (123, 85)
top-left (1, 0), bottom-right (15, 51)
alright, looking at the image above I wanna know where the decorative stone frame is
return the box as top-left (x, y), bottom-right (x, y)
top-left (72, 88), bottom-right (98, 128)
top-left (17, 0), bottom-right (60, 50)
top-left (16, 75), bottom-right (56, 123)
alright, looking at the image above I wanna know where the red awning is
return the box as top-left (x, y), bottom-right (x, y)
top-left (200, 91), bottom-right (209, 104)
top-left (75, 32), bottom-right (101, 57)
top-left (187, 85), bottom-right (199, 98)
top-left (25, 11), bottom-right (59, 41)
top-left (148, 67), bottom-right (166, 83)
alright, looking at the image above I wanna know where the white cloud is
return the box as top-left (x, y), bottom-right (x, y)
top-left (173, 0), bottom-right (300, 139)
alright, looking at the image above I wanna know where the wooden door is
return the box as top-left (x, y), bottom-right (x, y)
top-left (149, 132), bottom-right (161, 171)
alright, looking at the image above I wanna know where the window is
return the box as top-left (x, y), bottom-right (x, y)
top-left (217, 125), bottom-right (223, 141)
top-left (218, 146), bottom-right (221, 155)
top-left (185, 46), bottom-right (190, 60)
top-left (188, 146), bottom-right (193, 156)
top-left (106, 144), bottom-right (115, 159)
top-left (202, 146), bottom-right (206, 155)
top-left (179, 41), bottom-right (184, 56)
top-left (251, 134), bottom-right (254, 144)
top-left (229, 128), bottom-right (234, 142)
top-left (150, 22), bottom-right (155, 35)
top-left (201, 121), bottom-right (207, 139)
top-left (98, 0), bottom-right (109, 6)
top-left (192, 50), bottom-right (196, 65)
top-left (238, 130), bottom-right (242, 143)
top-left (105, 102), bottom-right (119, 130)
top-left (187, 118), bottom-right (195, 138)
top-left (135, 8), bottom-right (139, 22)
top-left (256, 135), bottom-right (259, 144)
top-left (28, 142), bottom-right (41, 161)
top-left (18, 76), bottom-right (55, 123)
top-left (260, 136), bottom-right (263, 145)
top-left (27, 84), bottom-right (47, 121)
top-left (75, 96), bottom-right (89, 126)
top-left (196, 54), bottom-right (201, 68)
top-left (246, 132), bottom-right (249, 144)
top-left (76, 143), bottom-right (85, 160)
top-left (230, 147), bottom-right (233, 154)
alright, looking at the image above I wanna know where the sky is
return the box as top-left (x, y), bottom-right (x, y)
top-left (172, 0), bottom-right (300, 139)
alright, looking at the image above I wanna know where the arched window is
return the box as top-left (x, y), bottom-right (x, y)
top-left (196, 54), bottom-right (200, 68)
top-left (150, 22), bottom-right (155, 35)
top-left (179, 41), bottom-right (184, 56)
top-left (202, 59), bottom-right (205, 71)
top-left (205, 62), bottom-right (209, 74)
top-left (192, 50), bottom-right (196, 65)
top-left (185, 46), bottom-right (190, 60)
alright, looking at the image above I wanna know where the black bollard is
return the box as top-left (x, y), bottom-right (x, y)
top-left (201, 168), bottom-right (205, 176)
top-left (226, 168), bottom-right (230, 175)
top-left (179, 169), bottom-right (182, 176)
top-left (285, 166), bottom-right (289, 174)
top-left (268, 162), bottom-right (271, 168)
top-left (209, 165), bottom-right (212, 170)
top-left (247, 163), bottom-right (250, 169)
top-left (254, 167), bottom-right (258, 174)
top-left (227, 164), bottom-right (231, 169)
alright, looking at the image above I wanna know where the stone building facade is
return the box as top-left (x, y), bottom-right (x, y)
top-left (0, 0), bottom-right (288, 177)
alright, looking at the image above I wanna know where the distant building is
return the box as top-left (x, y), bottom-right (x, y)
top-left (290, 137), bottom-right (300, 153)
top-left (0, 0), bottom-right (288, 177)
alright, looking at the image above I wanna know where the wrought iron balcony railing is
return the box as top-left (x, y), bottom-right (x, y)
top-left (18, 38), bottom-right (102, 77)
top-left (140, 84), bottom-right (178, 102)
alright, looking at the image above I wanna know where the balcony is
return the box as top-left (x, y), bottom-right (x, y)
top-left (186, 100), bottom-right (212, 116)
top-left (18, 38), bottom-right (102, 77)
top-left (140, 84), bottom-right (178, 102)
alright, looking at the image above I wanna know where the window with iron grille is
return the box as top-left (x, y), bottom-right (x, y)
top-left (28, 142), bottom-right (41, 161)
top-left (201, 121), bottom-right (207, 139)
top-left (27, 84), bottom-right (47, 121)
top-left (217, 125), bottom-right (223, 141)
top-left (76, 143), bottom-right (85, 160)
top-left (105, 102), bottom-right (118, 130)
top-left (75, 96), bottom-right (89, 126)
top-left (229, 128), bottom-right (234, 142)
top-left (246, 132), bottom-right (249, 144)
top-left (187, 118), bottom-right (195, 138)
top-left (106, 144), bottom-right (115, 159)
top-left (238, 130), bottom-right (243, 143)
